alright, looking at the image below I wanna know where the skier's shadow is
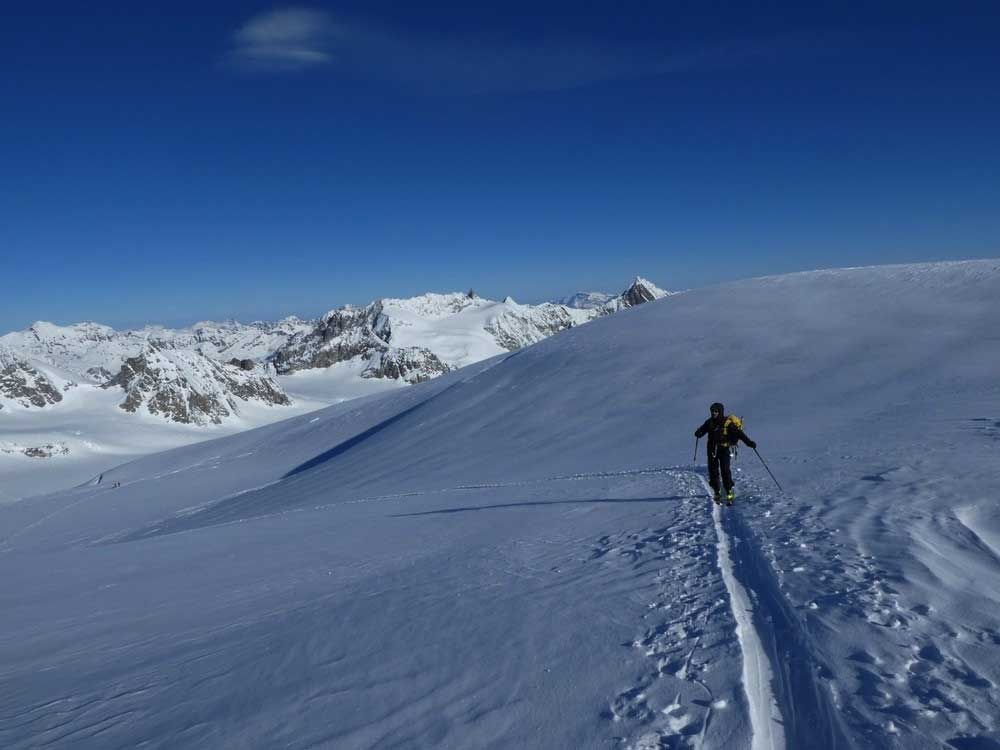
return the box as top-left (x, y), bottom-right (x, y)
top-left (390, 496), bottom-right (687, 517)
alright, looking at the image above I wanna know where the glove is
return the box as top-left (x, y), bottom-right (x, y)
top-left (747, 440), bottom-right (757, 449)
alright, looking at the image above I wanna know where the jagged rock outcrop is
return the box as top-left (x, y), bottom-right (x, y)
top-left (0, 441), bottom-right (70, 458)
top-left (229, 358), bottom-right (255, 371)
top-left (272, 312), bottom-right (388, 374)
top-left (86, 366), bottom-right (115, 382)
top-left (0, 345), bottom-right (64, 409)
top-left (103, 346), bottom-right (291, 425)
top-left (621, 276), bottom-right (667, 307)
top-left (484, 302), bottom-right (589, 351)
top-left (22, 444), bottom-right (70, 458)
top-left (597, 277), bottom-right (672, 315)
top-left (270, 304), bottom-right (393, 375)
top-left (363, 347), bottom-right (451, 384)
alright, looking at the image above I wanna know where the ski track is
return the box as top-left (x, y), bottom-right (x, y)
top-left (697, 475), bottom-right (786, 750)
top-left (602, 469), bottom-right (846, 750)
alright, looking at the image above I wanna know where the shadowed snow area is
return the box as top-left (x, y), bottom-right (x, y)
top-left (2, 260), bottom-right (1000, 749)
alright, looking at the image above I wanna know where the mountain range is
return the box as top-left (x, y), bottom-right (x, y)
top-left (0, 277), bottom-right (669, 498)
top-left (0, 277), bottom-right (668, 425)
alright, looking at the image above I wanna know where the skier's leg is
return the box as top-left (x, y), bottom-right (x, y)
top-left (720, 450), bottom-right (734, 493)
top-left (707, 450), bottom-right (721, 493)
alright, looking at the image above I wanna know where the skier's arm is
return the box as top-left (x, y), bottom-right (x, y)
top-left (737, 429), bottom-right (757, 449)
top-left (694, 419), bottom-right (710, 438)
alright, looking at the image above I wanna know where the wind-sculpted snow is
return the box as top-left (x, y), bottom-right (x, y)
top-left (2, 260), bottom-right (1000, 749)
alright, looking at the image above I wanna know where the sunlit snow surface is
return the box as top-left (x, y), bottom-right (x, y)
top-left (2, 261), bottom-right (1000, 749)
top-left (0, 361), bottom-right (399, 503)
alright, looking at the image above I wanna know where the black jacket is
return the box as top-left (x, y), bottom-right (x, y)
top-left (695, 416), bottom-right (754, 452)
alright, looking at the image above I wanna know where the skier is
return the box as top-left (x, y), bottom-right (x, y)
top-left (694, 402), bottom-right (756, 505)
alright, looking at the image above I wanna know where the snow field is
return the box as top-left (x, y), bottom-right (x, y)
top-left (0, 361), bottom-right (394, 503)
top-left (2, 260), bottom-right (1000, 749)
top-left (2, 470), bottom-right (758, 749)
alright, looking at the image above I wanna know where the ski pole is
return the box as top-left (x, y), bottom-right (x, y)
top-left (693, 437), bottom-right (700, 463)
top-left (753, 447), bottom-right (783, 493)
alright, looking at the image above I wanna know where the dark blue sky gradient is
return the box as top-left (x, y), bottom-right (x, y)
top-left (2, 2), bottom-right (999, 330)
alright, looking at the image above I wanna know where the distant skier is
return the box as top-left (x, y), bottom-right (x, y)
top-left (694, 402), bottom-right (756, 505)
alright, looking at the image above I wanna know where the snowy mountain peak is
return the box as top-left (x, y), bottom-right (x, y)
top-left (103, 346), bottom-right (291, 425)
top-left (557, 276), bottom-right (671, 313)
top-left (378, 291), bottom-right (491, 320)
top-left (270, 283), bottom-right (631, 377)
top-left (27, 320), bottom-right (116, 338)
top-left (13, 320), bottom-right (120, 351)
top-left (557, 291), bottom-right (615, 309)
top-left (621, 276), bottom-right (670, 306)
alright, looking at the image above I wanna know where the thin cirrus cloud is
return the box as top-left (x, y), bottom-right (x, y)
top-left (223, 8), bottom-right (337, 72)
top-left (223, 7), bottom-right (819, 92)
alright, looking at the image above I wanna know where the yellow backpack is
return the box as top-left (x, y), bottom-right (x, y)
top-left (721, 415), bottom-right (744, 450)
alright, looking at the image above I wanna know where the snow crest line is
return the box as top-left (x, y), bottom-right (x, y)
top-left (101, 467), bottom-right (690, 545)
top-left (697, 475), bottom-right (786, 750)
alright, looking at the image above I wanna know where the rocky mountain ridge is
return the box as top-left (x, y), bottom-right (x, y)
top-left (0, 344), bottom-right (67, 410)
top-left (1, 277), bottom-right (671, 425)
top-left (103, 346), bottom-right (291, 425)
top-left (0, 318), bottom-right (313, 385)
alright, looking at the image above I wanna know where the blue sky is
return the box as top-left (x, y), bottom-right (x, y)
top-left (2, 1), bottom-right (999, 331)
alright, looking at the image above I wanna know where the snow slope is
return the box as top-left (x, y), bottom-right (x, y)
top-left (0, 376), bottom-right (334, 505)
top-left (2, 260), bottom-right (999, 749)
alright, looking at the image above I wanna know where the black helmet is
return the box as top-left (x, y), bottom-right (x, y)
top-left (710, 402), bottom-right (724, 415)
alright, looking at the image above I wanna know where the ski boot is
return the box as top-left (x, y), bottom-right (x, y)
top-left (713, 489), bottom-right (722, 505)
top-left (726, 489), bottom-right (735, 506)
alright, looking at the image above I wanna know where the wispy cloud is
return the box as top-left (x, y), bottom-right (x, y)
top-left (224, 8), bottom-right (336, 72)
top-left (223, 8), bottom-right (828, 90)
